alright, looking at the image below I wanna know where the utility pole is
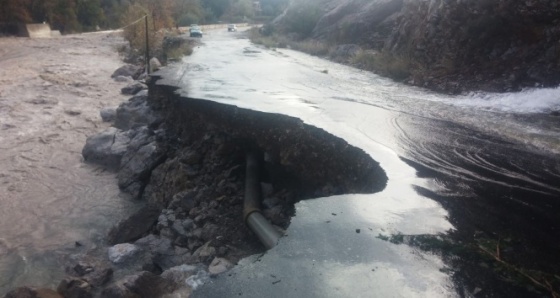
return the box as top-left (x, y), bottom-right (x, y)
top-left (145, 15), bottom-right (150, 74)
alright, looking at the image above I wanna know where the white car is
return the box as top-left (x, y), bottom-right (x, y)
top-left (227, 24), bottom-right (237, 32)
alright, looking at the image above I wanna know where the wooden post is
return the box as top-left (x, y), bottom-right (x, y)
top-left (145, 15), bottom-right (150, 74)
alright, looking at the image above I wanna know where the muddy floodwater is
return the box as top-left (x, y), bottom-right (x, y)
top-left (0, 33), bottom-right (139, 294)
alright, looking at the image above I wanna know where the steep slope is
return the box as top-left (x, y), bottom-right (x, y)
top-left (272, 0), bottom-right (560, 93)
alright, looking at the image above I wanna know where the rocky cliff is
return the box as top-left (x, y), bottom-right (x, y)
top-left (273, 0), bottom-right (560, 93)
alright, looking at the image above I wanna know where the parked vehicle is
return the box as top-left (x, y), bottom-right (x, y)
top-left (190, 28), bottom-right (203, 37)
top-left (227, 24), bottom-right (237, 32)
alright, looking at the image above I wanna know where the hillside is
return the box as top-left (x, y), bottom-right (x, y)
top-left (272, 0), bottom-right (560, 94)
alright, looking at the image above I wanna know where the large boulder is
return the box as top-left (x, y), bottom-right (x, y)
top-left (113, 75), bottom-right (133, 83)
top-left (82, 127), bottom-right (133, 169)
top-left (134, 234), bottom-right (193, 270)
top-left (108, 243), bottom-right (141, 264)
top-left (118, 127), bottom-right (166, 199)
top-left (100, 107), bottom-right (117, 122)
top-left (107, 204), bottom-right (161, 245)
top-left (121, 82), bottom-right (147, 95)
top-left (149, 58), bottom-right (162, 72)
top-left (111, 65), bottom-right (143, 80)
top-left (114, 92), bottom-right (160, 131)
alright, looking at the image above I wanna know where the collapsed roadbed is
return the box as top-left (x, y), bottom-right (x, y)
top-left (41, 69), bottom-right (388, 297)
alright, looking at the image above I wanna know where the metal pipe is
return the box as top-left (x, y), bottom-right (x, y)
top-left (244, 151), bottom-right (281, 249)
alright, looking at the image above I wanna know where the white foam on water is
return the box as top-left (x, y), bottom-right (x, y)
top-left (185, 270), bottom-right (210, 290)
top-left (451, 86), bottom-right (560, 113)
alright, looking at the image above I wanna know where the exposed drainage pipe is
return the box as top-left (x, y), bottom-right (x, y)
top-left (244, 151), bottom-right (281, 249)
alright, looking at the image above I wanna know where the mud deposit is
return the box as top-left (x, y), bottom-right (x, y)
top-left (0, 33), bottom-right (139, 294)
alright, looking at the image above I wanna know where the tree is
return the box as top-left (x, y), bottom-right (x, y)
top-left (100, 0), bottom-right (130, 28)
top-left (260, 0), bottom-right (288, 17)
top-left (77, 0), bottom-right (104, 30)
top-left (224, 0), bottom-right (254, 22)
top-left (174, 0), bottom-right (204, 26)
top-left (48, 0), bottom-right (80, 32)
top-left (202, 0), bottom-right (229, 21)
top-left (0, 0), bottom-right (32, 23)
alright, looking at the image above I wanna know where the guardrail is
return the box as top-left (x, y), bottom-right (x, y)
top-left (179, 23), bottom-right (250, 32)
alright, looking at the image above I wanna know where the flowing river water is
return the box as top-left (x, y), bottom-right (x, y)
top-left (162, 29), bottom-right (560, 297)
top-left (0, 28), bottom-right (559, 296)
top-left (0, 33), bottom-right (140, 295)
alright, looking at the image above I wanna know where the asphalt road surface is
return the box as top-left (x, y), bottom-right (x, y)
top-left (158, 29), bottom-right (560, 297)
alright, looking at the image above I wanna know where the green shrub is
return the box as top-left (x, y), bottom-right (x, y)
top-left (351, 50), bottom-right (377, 69)
top-left (165, 43), bottom-right (193, 61)
top-left (291, 39), bottom-right (329, 56)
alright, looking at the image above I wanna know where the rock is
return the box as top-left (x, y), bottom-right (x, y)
top-left (114, 94), bottom-right (159, 131)
top-left (149, 57), bottom-right (162, 72)
top-left (171, 220), bottom-right (188, 236)
top-left (161, 264), bottom-right (198, 284)
top-left (200, 223), bottom-right (219, 242)
top-left (83, 267), bottom-right (114, 287)
top-left (193, 241), bottom-right (216, 258)
top-left (56, 277), bottom-right (93, 298)
top-left (134, 234), bottom-right (173, 255)
top-left (153, 247), bottom-right (192, 270)
top-left (108, 243), bottom-right (141, 264)
top-left (107, 204), bottom-right (161, 245)
top-left (118, 127), bottom-right (166, 199)
top-left (168, 190), bottom-right (197, 211)
top-left (82, 127), bottom-right (132, 169)
top-left (262, 196), bottom-right (280, 208)
top-left (113, 75), bottom-right (133, 83)
top-left (121, 82), bottom-right (147, 95)
top-left (208, 257), bottom-right (233, 275)
top-left (263, 205), bottom-right (285, 225)
top-left (101, 271), bottom-right (173, 298)
top-left (100, 107), bottom-right (117, 122)
top-left (142, 157), bottom-right (192, 208)
top-left (134, 234), bottom-right (192, 270)
top-left (72, 262), bottom-right (94, 276)
top-left (185, 270), bottom-right (210, 290)
top-left (64, 109), bottom-right (81, 116)
top-left (111, 64), bottom-right (143, 80)
top-left (4, 287), bottom-right (63, 298)
top-left (159, 264), bottom-right (198, 296)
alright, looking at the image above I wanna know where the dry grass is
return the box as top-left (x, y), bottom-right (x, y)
top-left (351, 50), bottom-right (412, 81)
top-left (249, 27), bottom-right (413, 81)
top-left (165, 42), bottom-right (193, 61)
top-left (248, 27), bottom-right (329, 56)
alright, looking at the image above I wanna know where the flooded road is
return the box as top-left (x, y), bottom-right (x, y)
top-left (0, 33), bottom-right (139, 294)
top-left (158, 29), bottom-right (560, 297)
